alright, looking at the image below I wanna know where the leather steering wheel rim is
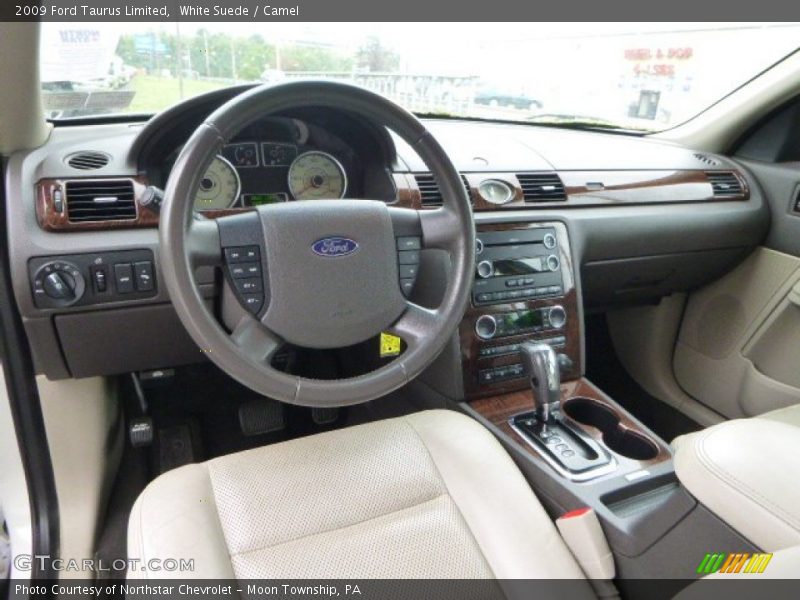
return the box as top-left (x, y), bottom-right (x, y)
top-left (160, 81), bottom-right (475, 407)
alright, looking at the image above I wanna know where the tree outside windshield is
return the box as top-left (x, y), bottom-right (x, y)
top-left (40, 22), bottom-right (800, 131)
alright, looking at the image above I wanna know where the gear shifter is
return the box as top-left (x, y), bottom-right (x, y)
top-left (520, 341), bottom-right (561, 422)
top-left (511, 341), bottom-right (614, 480)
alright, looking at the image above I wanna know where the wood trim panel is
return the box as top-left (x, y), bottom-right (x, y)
top-left (35, 176), bottom-right (159, 231)
top-left (34, 177), bottom-right (261, 231)
top-left (470, 377), bottom-right (672, 474)
top-left (460, 221), bottom-right (580, 400)
top-left (394, 169), bottom-right (750, 210)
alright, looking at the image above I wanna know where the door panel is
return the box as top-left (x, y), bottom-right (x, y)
top-left (674, 159), bottom-right (800, 419)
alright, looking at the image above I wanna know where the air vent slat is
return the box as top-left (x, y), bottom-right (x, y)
top-left (413, 173), bottom-right (471, 207)
top-left (65, 179), bottom-right (137, 223)
top-left (66, 151), bottom-right (110, 170)
top-left (706, 171), bottom-right (744, 198)
top-left (517, 173), bottom-right (567, 202)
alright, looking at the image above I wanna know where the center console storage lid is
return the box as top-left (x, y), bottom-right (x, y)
top-left (673, 415), bottom-right (800, 551)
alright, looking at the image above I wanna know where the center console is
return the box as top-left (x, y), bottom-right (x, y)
top-left (460, 222), bottom-right (581, 398)
top-left (457, 221), bottom-right (753, 581)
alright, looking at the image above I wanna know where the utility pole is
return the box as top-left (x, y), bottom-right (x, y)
top-left (203, 30), bottom-right (211, 77)
top-left (175, 21), bottom-right (184, 98)
top-left (230, 37), bottom-right (237, 81)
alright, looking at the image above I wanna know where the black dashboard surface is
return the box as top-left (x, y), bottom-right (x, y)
top-left (4, 87), bottom-right (771, 379)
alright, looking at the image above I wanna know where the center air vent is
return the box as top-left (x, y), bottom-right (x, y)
top-left (706, 171), bottom-right (744, 198)
top-left (65, 179), bottom-right (136, 222)
top-left (413, 173), bottom-right (471, 207)
top-left (66, 151), bottom-right (111, 170)
top-left (517, 173), bottom-right (567, 202)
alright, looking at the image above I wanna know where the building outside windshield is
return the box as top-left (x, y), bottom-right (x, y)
top-left (40, 22), bottom-right (800, 132)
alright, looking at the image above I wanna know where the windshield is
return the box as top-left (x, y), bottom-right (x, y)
top-left (40, 22), bottom-right (800, 132)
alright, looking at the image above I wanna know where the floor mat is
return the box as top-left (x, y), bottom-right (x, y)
top-left (585, 312), bottom-right (702, 443)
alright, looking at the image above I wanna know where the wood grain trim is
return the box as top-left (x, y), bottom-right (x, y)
top-left (470, 378), bottom-right (672, 474)
top-left (35, 177), bottom-right (263, 231)
top-left (460, 222), bottom-right (580, 400)
top-left (394, 169), bottom-right (749, 211)
top-left (35, 176), bottom-right (159, 232)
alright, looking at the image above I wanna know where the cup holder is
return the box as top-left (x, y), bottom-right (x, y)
top-left (562, 397), bottom-right (659, 461)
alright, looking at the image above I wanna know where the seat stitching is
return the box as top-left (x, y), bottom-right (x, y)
top-left (228, 492), bottom-right (449, 558)
top-left (402, 415), bottom-right (498, 579)
top-left (205, 462), bottom-right (240, 569)
top-left (694, 427), bottom-right (800, 532)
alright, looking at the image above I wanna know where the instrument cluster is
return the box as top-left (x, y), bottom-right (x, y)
top-left (179, 117), bottom-right (356, 212)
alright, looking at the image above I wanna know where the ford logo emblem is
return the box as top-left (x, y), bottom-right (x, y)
top-left (311, 237), bottom-right (359, 258)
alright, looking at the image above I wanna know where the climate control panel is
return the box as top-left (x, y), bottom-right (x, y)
top-left (474, 306), bottom-right (567, 340)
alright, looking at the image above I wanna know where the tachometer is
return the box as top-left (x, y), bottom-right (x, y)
top-left (194, 155), bottom-right (241, 210)
top-left (287, 151), bottom-right (347, 200)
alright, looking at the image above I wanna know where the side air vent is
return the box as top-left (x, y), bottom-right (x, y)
top-left (414, 173), bottom-right (471, 207)
top-left (706, 171), bottom-right (744, 198)
top-left (517, 173), bottom-right (567, 202)
top-left (65, 179), bottom-right (137, 222)
top-left (66, 151), bottom-right (111, 170)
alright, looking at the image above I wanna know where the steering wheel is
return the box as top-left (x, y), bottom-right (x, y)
top-left (160, 81), bottom-right (475, 407)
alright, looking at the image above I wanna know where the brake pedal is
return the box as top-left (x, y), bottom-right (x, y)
top-left (311, 407), bottom-right (339, 426)
top-left (238, 399), bottom-right (285, 436)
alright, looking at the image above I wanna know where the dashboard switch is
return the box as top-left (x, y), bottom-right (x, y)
top-left (91, 265), bottom-right (108, 293)
top-left (114, 263), bottom-right (135, 294)
top-left (133, 261), bottom-right (154, 291)
top-left (44, 272), bottom-right (75, 300)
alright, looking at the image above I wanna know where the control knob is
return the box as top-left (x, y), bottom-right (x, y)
top-left (33, 261), bottom-right (86, 307)
top-left (548, 305), bottom-right (567, 329)
top-left (475, 314), bottom-right (498, 340)
top-left (476, 260), bottom-right (494, 279)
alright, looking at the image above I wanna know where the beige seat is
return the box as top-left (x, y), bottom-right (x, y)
top-left (128, 409), bottom-right (588, 580)
top-left (673, 404), bottom-right (800, 551)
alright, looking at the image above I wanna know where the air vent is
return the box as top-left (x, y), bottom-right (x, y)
top-left (706, 171), bottom-right (744, 198)
top-left (66, 151), bottom-right (111, 170)
top-left (517, 173), bottom-right (567, 202)
top-left (693, 153), bottom-right (721, 167)
top-left (413, 173), bottom-right (471, 207)
top-left (65, 179), bottom-right (136, 222)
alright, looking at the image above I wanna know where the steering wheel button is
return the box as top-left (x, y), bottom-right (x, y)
top-left (225, 247), bottom-right (246, 262)
top-left (231, 262), bottom-right (260, 278)
top-left (399, 264), bottom-right (418, 279)
top-left (396, 236), bottom-right (421, 251)
top-left (400, 279), bottom-right (415, 297)
top-left (241, 294), bottom-right (264, 314)
top-left (398, 250), bottom-right (420, 264)
top-left (235, 278), bottom-right (263, 293)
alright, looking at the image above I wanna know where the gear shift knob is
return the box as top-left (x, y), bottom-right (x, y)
top-left (520, 342), bottom-right (561, 422)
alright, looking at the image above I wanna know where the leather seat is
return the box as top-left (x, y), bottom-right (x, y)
top-left (128, 409), bottom-right (587, 579)
top-left (673, 404), bottom-right (800, 551)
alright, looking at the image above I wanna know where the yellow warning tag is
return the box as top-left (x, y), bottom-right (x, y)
top-left (379, 332), bottom-right (402, 358)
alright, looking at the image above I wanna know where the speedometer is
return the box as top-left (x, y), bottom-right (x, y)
top-left (287, 151), bottom-right (347, 200)
top-left (193, 155), bottom-right (241, 210)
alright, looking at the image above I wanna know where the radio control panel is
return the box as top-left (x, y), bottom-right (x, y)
top-left (472, 226), bottom-right (564, 306)
top-left (459, 222), bottom-right (581, 399)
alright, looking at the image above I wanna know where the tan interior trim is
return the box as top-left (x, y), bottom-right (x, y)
top-left (0, 23), bottom-right (50, 155)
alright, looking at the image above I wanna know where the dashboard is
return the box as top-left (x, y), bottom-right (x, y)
top-left (4, 85), bottom-right (770, 391)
